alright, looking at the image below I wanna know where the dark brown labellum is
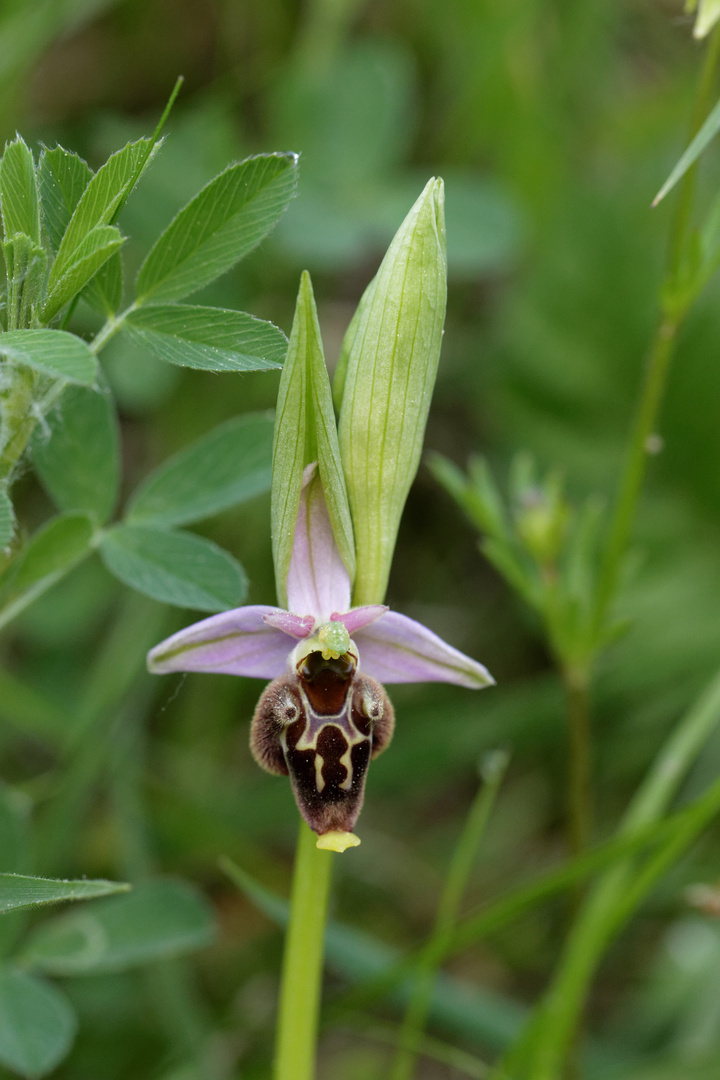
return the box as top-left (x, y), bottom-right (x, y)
top-left (250, 652), bottom-right (394, 835)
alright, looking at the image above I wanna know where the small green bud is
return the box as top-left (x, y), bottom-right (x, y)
top-left (337, 178), bottom-right (447, 605)
top-left (513, 467), bottom-right (569, 567)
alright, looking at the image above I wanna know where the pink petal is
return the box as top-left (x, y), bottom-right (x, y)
top-left (332, 605), bottom-right (388, 634)
top-left (353, 610), bottom-right (495, 688)
top-left (263, 611), bottom-right (316, 638)
top-left (286, 464), bottom-right (351, 621)
top-left (147, 605), bottom-right (292, 679)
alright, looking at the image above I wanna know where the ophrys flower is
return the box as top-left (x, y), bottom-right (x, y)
top-left (148, 465), bottom-right (493, 850)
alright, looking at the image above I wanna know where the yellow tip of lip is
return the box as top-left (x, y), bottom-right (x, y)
top-left (316, 830), bottom-right (361, 853)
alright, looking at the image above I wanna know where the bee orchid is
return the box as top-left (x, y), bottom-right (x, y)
top-left (148, 464), bottom-right (493, 850)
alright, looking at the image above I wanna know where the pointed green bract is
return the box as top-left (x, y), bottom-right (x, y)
top-left (337, 178), bottom-right (447, 605)
top-left (0, 135), bottom-right (40, 244)
top-left (123, 303), bottom-right (287, 371)
top-left (126, 412), bottom-right (274, 528)
top-left (99, 524), bottom-right (248, 611)
top-left (272, 270), bottom-right (355, 608)
top-left (0, 329), bottom-right (97, 384)
top-left (135, 152), bottom-right (298, 305)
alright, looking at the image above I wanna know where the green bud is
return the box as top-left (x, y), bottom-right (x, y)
top-left (511, 460), bottom-right (569, 567)
top-left (336, 178), bottom-right (447, 605)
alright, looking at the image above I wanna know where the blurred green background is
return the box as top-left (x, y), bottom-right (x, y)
top-left (4, 0), bottom-right (720, 1077)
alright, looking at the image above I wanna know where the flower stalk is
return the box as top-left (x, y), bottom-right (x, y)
top-left (273, 822), bottom-right (333, 1080)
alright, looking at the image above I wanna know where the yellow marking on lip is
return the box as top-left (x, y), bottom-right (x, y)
top-left (314, 753), bottom-right (326, 793)
top-left (316, 830), bottom-right (361, 853)
top-left (338, 743), bottom-right (354, 791)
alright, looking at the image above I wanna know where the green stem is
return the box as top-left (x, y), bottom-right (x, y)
top-left (593, 311), bottom-right (680, 626)
top-left (89, 307), bottom-right (130, 355)
top-left (390, 752), bottom-right (508, 1080)
top-left (273, 821), bottom-right (334, 1080)
top-left (594, 28), bottom-right (720, 631)
top-left (562, 665), bottom-right (592, 861)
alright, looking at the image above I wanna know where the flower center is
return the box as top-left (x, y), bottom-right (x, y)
top-left (316, 621), bottom-right (351, 660)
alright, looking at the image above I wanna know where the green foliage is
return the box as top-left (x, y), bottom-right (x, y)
top-left (123, 304), bottom-right (287, 371)
top-left (0, 487), bottom-right (14, 548)
top-left (0, 969), bottom-right (76, 1079)
top-left (134, 153), bottom-right (298, 304)
top-left (0, 873), bottom-right (128, 913)
top-left (0, 330), bottom-right (96, 384)
top-left (99, 524), bottom-right (247, 612)
top-left (21, 879), bottom-right (216, 976)
top-left (0, 114), bottom-right (294, 624)
top-left (0, 135), bottom-right (41, 243)
top-left (42, 223), bottom-right (124, 321)
top-left (37, 146), bottom-right (93, 252)
top-left (30, 384), bottom-right (120, 523)
top-left (126, 412), bottom-right (274, 528)
top-left (430, 451), bottom-right (616, 671)
top-left (37, 145), bottom-right (123, 316)
top-left (0, 513), bottom-right (96, 632)
top-left (47, 137), bottom-right (154, 289)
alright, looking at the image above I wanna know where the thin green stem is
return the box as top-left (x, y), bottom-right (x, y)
top-left (89, 306), bottom-right (132, 355)
top-left (390, 752), bottom-right (508, 1080)
top-left (594, 28), bottom-right (720, 631)
top-left (593, 313), bottom-right (680, 626)
top-left (273, 821), bottom-right (334, 1080)
top-left (562, 666), bottom-right (592, 861)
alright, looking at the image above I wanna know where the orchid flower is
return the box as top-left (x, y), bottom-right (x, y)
top-left (148, 464), bottom-right (493, 851)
